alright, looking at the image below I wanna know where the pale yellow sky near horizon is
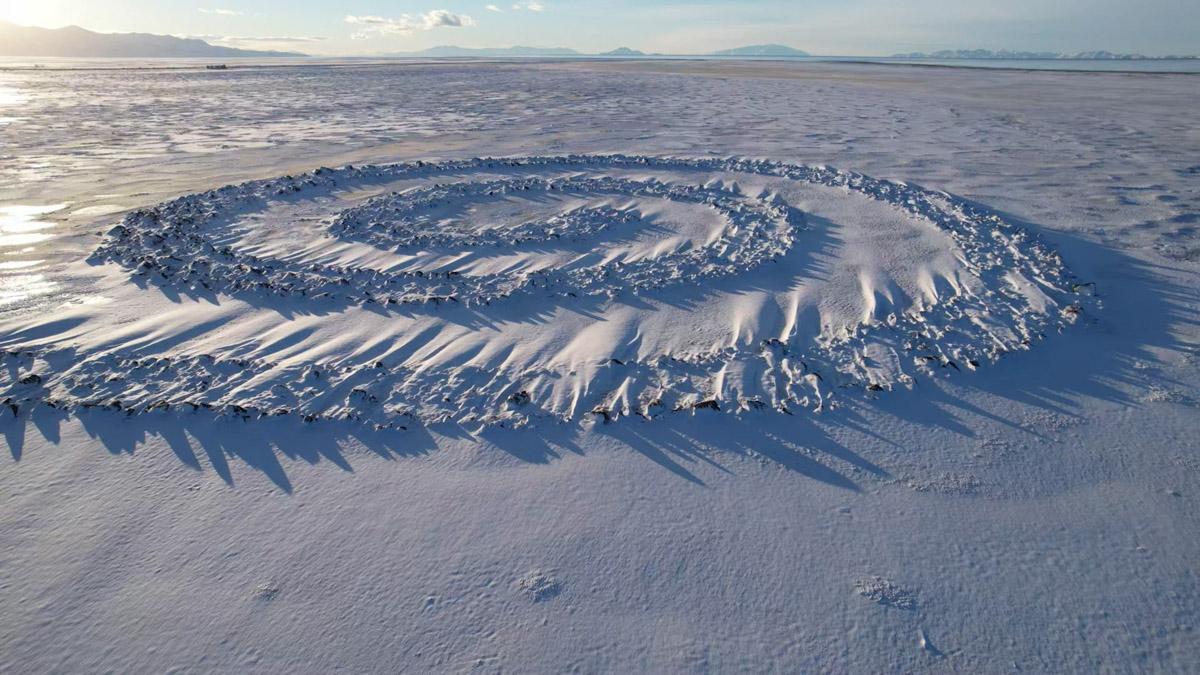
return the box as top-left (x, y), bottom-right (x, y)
top-left (2, 0), bottom-right (1197, 57)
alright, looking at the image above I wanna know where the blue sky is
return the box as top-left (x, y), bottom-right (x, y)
top-left (2, 0), bottom-right (1197, 55)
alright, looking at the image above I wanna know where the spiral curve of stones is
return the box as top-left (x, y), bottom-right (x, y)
top-left (330, 177), bottom-right (639, 249)
top-left (2, 155), bottom-right (1092, 429)
top-left (93, 171), bottom-right (796, 307)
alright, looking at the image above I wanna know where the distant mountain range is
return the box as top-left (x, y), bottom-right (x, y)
top-left (387, 45), bottom-right (581, 57)
top-left (599, 47), bottom-right (646, 57)
top-left (391, 43), bottom-right (808, 58)
top-left (710, 44), bottom-right (809, 57)
top-left (4, 24), bottom-right (1194, 63)
top-left (0, 24), bottom-right (811, 60)
top-left (0, 21), bottom-right (305, 58)
top-left (893, 49), bottom-right (1197, 60)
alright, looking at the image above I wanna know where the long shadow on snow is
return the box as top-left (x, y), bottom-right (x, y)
top-left (51, 411), bottom-right (437, 493)
top-left (831, 210), bottom-right (1198, 450)
top-left (4, 204), bottom-right (1195, 494)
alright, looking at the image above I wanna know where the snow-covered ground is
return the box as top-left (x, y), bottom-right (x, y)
top-left (1, 61), bottom-right (1198, 672)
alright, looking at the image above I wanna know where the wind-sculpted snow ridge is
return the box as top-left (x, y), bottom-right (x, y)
top-left (2, 155), bottom-right (1093, 429)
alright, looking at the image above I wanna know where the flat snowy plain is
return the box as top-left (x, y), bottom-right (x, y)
top-left (1, 60), bottom-right (1198, 672)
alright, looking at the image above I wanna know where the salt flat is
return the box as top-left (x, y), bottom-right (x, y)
top-left (1, 60), bottom-right (1198, 672)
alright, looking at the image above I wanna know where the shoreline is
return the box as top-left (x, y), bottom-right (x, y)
top-left (2, 55), bottom-right (1199, 75)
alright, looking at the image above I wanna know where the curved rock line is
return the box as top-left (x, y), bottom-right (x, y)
top-left (2, 155), bottom-right (1091, 428)
top-left (93, 171), bottom-right (797, 307)
top-left (330, 178), bottom-right (637, 249)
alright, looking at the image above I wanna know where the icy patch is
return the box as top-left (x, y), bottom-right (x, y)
top-left (1, 155), bottom-right (1091, 428)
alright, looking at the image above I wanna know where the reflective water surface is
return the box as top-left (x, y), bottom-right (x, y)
top-left (0, 204), bottom-right (65, 307)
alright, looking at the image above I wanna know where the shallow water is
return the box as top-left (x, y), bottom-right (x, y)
top-left (0, 204), bottom-right (64, 308)
top-left (854, 56), bottom-right (1200, 73)
top-left (3, 55), bottom-right (1199, 73)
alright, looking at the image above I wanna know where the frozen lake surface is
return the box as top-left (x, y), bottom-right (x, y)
top-left (1, 60), bottom-right (1198, 672)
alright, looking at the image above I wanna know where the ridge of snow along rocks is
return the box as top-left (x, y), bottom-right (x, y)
top-left (2, 155), bottom-right (1095, 429)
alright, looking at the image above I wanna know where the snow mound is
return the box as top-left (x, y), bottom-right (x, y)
top-left (1, 155), bottom-right (1089, 429)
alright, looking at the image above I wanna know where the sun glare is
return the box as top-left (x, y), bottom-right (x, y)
top-left (0, 1), bottom-right (66, 27)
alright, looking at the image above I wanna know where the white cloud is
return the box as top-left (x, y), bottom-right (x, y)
top-left (198, 8), bottom-right (243, 16)
top-left (424, 9), bottom-right (474, 27)
top-left (484, 1), bottom-right (542, 13)
top-left (345, 10), bottom-right (475, 37)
